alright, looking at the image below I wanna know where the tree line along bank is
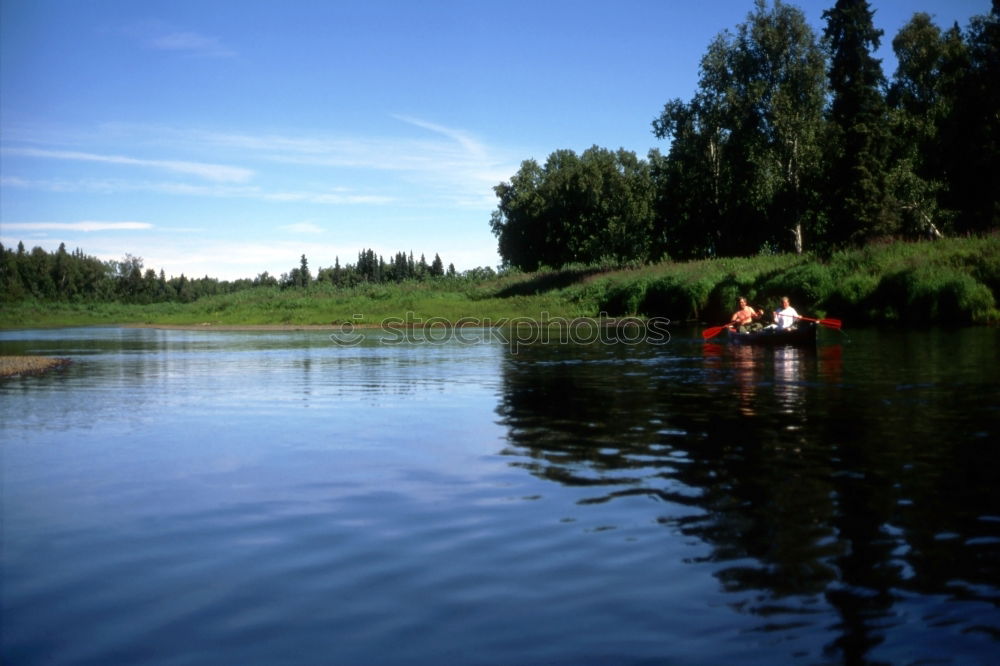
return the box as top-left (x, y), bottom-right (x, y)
top-left (0, 242), bottom-right (474, 304)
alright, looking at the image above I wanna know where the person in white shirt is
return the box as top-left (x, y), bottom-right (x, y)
top-left (773, 296), bottom-right (799, 329)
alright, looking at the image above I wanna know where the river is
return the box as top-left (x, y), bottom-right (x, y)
top-left (1, 325), bottom-right (998, 664)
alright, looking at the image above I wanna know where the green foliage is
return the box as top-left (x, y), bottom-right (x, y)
top-left (430, 253), bottom-right (445, 277)
top-left (824, 273), bottom-right (880, 320)
top-left (652, 0), bottom-right (828, 257)
top-left (707, 274), bottom-right (761, 321)
top-left (640, 275), bottom-right (715, 320)
top-left (598, 279), bottom-right (650, 316)
top-left (568, 237), bottom-right (999, 325)
top-left (941, 5), bottom-right (1000, 232)
top-left (871, 267), bottom-right (995, 324)
top-left (885, 13), bottom-right (965, 239)
top-left (0, 242), bottom-right (473, 307)
top-left (822, 0), bottom-right (895, 246)
top-left (760, 262), bottom-right (836, 306)
top-left (490, 146), bottom-right (655, 270)
top-left (489, 2), bottom-right (996, 270)
top-left (967, 244), bottom-right (1000, 297)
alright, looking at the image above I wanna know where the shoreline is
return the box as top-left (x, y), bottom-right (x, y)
top-left (126, 323), bottom-right (355, 331)
top-left (124, 317), bottom-right (649, 332)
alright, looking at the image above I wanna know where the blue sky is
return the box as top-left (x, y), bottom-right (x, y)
top-left (1, 0), bottom-right (987, 280)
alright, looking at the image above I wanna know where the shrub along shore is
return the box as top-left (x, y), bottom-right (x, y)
top-left (1, 237), bottom-right (997, 330)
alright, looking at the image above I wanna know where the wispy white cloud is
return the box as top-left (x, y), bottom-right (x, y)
top-left (259, 189), bottom-right (391, 205)
top-left (183, 129), bottom-right (470, 171)
top-left (115, 20), bottom-right (236, 58)
top-left (148, 31), bottom-right (236, 58)
top-left (1, 176), bottom-right (42, 188)
top-left (1, 176), bottom-right (130, 193)
top-left (0, 176), bottom-right (391, 205)
top-left (3, 147), bottom-right (253, 183)
top-left (392, 114), bottom-right (488, 159)
top-left (3, 221), bottom-right (153, 232)
top-left (2, 116), bottom-right (519, 209)
top-left (169, 117), bottom-right (519, 207)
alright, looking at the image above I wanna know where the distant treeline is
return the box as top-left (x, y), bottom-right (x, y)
top-left (490, 0), bottom-right (999, 270)
top-left (0, 242), bottom-right (477, 304)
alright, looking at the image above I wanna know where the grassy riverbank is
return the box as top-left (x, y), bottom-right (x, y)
top-left (579, 234), bottom-right (1000, 325)
top-left (2, 236), bottom-right (997, 329)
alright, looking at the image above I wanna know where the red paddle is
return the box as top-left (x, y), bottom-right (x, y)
top-left (701, 323), bottom-right (733, 339)
top-left (793, 314), bottom-right (842, 330)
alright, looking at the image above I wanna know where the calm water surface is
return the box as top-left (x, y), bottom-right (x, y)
top-left (1, 325), bottom-right (999, 665)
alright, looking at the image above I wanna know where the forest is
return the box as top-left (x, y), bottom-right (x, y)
top-left (491, 0), bottom-right (999, 269)
top-left (0, 242), bottom-right (464, 304)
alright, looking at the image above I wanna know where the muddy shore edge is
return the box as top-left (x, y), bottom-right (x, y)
top-left (0, 356), bottom-right (73, 378)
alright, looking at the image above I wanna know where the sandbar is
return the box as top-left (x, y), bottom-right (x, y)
top-left (0, 356), bottom-right (72, 378)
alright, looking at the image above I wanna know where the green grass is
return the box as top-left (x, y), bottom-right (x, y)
top-left (2, 236), bottom-right (997, 329)
top-left (0, 280), bottom-right (594, 329)
top-left (557, 235), bottom-right (999, 325)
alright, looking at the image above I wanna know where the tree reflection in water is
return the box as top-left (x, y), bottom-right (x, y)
top-left (495, 333), bottom-right (1000, 663)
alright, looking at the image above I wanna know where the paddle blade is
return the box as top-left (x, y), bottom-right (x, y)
top-left (818, 318), bottom-right (842, 329)
top-left (702, 325), bottom-right (728, 340)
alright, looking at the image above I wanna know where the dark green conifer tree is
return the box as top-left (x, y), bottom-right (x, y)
top-left (430, 253), bottom-right (444, 277)
top-left (298, 254), bottom-right (311, 287)
top-left (940, 1), bottom-right (1000, 232)
top-left (822, 0), bottom-right (895, 246)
